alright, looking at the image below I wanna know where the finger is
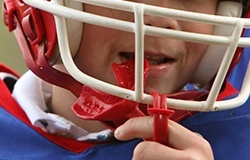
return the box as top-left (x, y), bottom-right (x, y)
top-left (168, 120), bottom-right (208, 150)
top-left (114, 116), bottom-right (154, 140)
top-left (132, 141), bottom-right (185, 160)
top-left (168, 121), bottom-right (213, 159)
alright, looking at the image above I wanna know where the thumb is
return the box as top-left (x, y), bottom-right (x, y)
top-left (114, 116), bottom-right (154, 140)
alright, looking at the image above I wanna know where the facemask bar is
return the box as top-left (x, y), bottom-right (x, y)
top-left (23, 0), bottom-right (250, 111)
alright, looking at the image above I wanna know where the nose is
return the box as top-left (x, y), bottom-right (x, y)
top-left (144, 14), bottom-right (178, 30)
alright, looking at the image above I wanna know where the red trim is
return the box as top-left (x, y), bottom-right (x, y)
top-left (0, 64), bottom-right (96, 153)
top-left (217, 81), bottom-right (238, 101)
top-left (0, 63), bottom-right (20, 78)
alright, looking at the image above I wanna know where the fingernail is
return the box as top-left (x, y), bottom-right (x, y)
top-left (114, 127), bottom-right (121, 138)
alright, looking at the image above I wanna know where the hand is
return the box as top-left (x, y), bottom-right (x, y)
top-left (114, 116), bottom-right (214, 160)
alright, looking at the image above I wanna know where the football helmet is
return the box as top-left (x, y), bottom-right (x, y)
top-left (2, 0), bottom-right (250, 113)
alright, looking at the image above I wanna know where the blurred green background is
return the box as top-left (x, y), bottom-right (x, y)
top-left (0, 1), bottom-right (28, 75)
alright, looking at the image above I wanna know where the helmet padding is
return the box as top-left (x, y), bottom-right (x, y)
top-left (190, 1), bottom-right (243, 88)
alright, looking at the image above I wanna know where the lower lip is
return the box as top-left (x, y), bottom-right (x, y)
top-left (148, 62), bottom-right (173, 77)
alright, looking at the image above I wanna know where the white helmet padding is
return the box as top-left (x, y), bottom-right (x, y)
top-left (191, 1), bottom-right (243, 87)
top-left (55, 0), bottom-right (83, 60)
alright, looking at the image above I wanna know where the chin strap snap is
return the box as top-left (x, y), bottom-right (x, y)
top-left (147, 92), bottom-right (175, 145)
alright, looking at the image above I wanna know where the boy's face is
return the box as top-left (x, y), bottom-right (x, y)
top-left (74, 0), bottom-right (218, 94)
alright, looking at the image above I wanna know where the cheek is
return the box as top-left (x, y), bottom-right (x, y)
top-left (181, 21), bottom-right (214, 72)
top-left (181, 42), bottom-right (208, 86)
top-left (74, 24), bottom-right (120, 84)
top-left (181, 18), bottom-right (214, 35)
top-left (187, 42), bottom-right (208, 62)
top-left (74, 25), bottom-right (105, 74)
top-left (74, 48), bottom-right (116, 85)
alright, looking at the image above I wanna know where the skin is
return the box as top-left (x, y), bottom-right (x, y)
top-left (50, 0), bottom-right (217, 159)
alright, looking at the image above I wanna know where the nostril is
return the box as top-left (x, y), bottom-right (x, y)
top-left (145, 23), bottom-right (173, 29)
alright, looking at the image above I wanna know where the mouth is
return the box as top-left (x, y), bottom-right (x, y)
top-left (119, 52), bottom-right (175, 65)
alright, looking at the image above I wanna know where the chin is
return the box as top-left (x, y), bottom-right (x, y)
top-left (144, 86), bottom-right (173, 95)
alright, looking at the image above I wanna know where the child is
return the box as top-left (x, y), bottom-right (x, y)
top-left (1, 0), bottom-right (249, 159)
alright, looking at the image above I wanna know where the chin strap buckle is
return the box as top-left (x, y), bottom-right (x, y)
top-left (3, 0), bottom-right (16, 31)
top-left (147, 91), bottom-right (175, 145)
